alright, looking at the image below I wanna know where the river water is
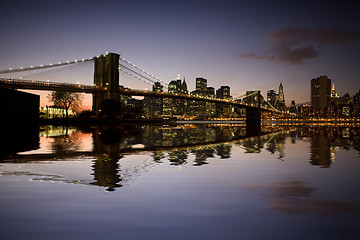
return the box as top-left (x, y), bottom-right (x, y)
top-left (0, 124), bottom-right (359, 240)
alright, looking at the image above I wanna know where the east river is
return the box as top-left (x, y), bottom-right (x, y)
top-left (1, 124), bottom-right (359, 240)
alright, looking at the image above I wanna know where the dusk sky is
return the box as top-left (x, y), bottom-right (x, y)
top-left (1, 0), bottom-right (359, 107)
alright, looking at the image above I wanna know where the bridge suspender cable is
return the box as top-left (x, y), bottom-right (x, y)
top-left (119, 57), bottom-right (168, 86)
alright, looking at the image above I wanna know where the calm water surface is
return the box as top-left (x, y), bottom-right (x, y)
top-left (1, 124), bottom-right (359, 240)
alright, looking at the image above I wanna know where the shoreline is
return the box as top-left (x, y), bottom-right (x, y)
top-left (6, 118), bottom-right (360, 126)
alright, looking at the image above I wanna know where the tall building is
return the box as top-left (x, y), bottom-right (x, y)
top-left (267, 89), bottom-right (276, 106)
top-left (331, 83), bottom-right (338, 98)
top-left (311, 76), bottom-right (331, 113)
top-left (353, 90), bottom-right (360, 116)
top-left (168, 80), bottom-right (178, 94)
top-left (196, 78), bottom-right (207, 92)
top-left (289, 100), bottom-right (296, 113)
top-left (164, 75), bottom-right (188, 116)
top-left (216, 86), bottom-right (231, 99)
top-left (153, 82), bottom-right (163, 92)
top-left (168, 74), bottom-right (188, 94)
top-left (278, 83), bottom-right (285, 105)
top-left (207, 87), bottom-right (215, 96)
top-left (143, 82), bottom-right (164, 118)
top-left (354, 90), bottom-right (360, 109)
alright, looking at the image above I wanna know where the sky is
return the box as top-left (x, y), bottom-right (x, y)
top-left (0, 0), bottom-right (359, 107)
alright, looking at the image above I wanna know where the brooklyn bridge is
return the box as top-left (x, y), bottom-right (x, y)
top-left (0, 52), bottom-right (292, 127)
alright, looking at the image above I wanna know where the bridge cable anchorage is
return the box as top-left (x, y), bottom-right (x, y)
top-left (119, 57), bottom-right (168, 86)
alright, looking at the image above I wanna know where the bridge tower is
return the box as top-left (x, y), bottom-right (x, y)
top-left (92, 53), bottom-right (120, 114)
top-left (246, 90), bottom-right (261, 136)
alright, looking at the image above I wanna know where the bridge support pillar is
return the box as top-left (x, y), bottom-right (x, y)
top-left (246, 91), bottom-right (261, 136)
top-left (246, 108), bottom-right (261, 136)
top-left (92, 53), bottom-right (120, 114)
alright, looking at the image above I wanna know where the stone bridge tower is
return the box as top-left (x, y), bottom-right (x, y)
top-left (92, 53), bottom-right (120, 114)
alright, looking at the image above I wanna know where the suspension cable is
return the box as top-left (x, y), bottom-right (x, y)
top-left (119, 57), bottom-right (167, 86)
top-left (0, 58), bottom-right (93, 74)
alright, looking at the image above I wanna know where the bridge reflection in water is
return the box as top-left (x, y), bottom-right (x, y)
top-left (1, 124), bottom-right (360, 191)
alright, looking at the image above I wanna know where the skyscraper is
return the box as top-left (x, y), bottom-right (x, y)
top-left (196, 78), bottom-right (207, 92)
top-left (311, 76), bottom-right (331, 112)
top-left (331, 83), bottom-right (338, 98)
top-left (267, 89), bottom-right (276, 106)
top-left (278, 83), bottom-right (285, 105)
top-left (289, 100), bottom-right (296, 113)
top-left (216, 86), bottom-right (231, 99)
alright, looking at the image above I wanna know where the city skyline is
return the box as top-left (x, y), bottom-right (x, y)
top-left (1, 0), bottom-right (359, 106)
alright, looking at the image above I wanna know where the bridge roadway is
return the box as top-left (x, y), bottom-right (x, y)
top-left (0, 78), bottom-right (284, 113)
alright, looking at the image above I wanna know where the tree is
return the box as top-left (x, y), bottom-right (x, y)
top-left (48, 86), bottom-right (83, 118)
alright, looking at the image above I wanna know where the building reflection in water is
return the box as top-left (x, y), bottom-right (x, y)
top-left (91, 154), bottom-right (123, 191)
top-left (2, 124), bottom-right (360, 191)
top-left (296, 125), bottom-right (359, 168)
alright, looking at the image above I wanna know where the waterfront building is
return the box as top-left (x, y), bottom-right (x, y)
top-left (275, 83), bottom-right (286, 111)
top-left (311, 76), bottom-right (331, 116)
top-left (297, 104), bottom-right (312, 118)
top-left (278, 83), bottom-right (285, 105)
top-left (216, 86), bottom-right (231, 99)
top-left (267, 89), bottom-right (276, 107)
top-left (206, 87), bottom-right (216, 117)
top-left (289, 100), bottom-right (296, 114)
top-left (39, 106), bottom-right (75, 119)
top-left (153, 82), bottom-right (163, 92)
top-left (354, 90), bottom-right (360, 116)
top-left (331, 83), bottom-right (338, 98)
top-left (0, 87), bottom-right (39, 122)
top-left (143, 82), bottom-right (163, 118)
top-left (196, 77), bottom-right (207, 92)
top-left (163, 75), bottom-right (188, 117)
top-left (216, 86), bottom-right (232, 117)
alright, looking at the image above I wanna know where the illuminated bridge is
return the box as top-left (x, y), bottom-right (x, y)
top-left (0, 52), bottom-right (292, 127)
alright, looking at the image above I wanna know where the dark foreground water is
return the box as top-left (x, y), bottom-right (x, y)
top-left (1, 124), bottom-right (359, 240)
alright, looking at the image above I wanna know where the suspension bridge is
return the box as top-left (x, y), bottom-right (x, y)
top-left (0, 52), bottom-right (291, 127)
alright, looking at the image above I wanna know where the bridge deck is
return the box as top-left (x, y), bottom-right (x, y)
top-left (0, 78), bottom-right (286, 113)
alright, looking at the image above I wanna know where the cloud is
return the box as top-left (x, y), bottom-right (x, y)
top-left (269, 27), bottom-right (360, 46)
top-left (237, 27), bottom-right (360, 65)
top-left (237, 53), bottom-right (275, 61)
top-left (273, 45), bottom-right (319, 65)
top-left (241, 179), bottom-right (360, 217)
